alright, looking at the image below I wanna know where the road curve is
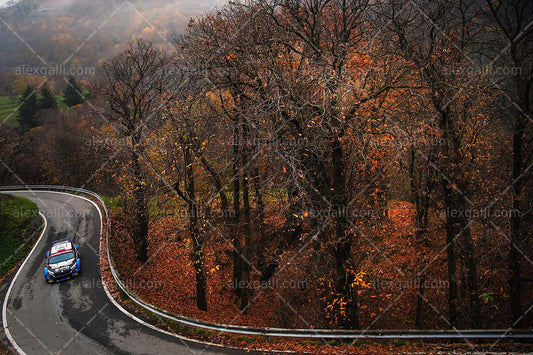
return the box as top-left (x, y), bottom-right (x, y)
top-left (2, 191), bottom-right (252, 355)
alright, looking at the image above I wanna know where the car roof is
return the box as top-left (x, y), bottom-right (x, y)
top-left (50, 240), bottom-right (74, 256)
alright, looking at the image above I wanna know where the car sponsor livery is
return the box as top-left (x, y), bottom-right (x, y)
top-left (44, 238), bottom-right (81, 283)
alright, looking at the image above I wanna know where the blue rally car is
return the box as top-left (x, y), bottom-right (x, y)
top-left (44, 239), bottom-right (81, 283)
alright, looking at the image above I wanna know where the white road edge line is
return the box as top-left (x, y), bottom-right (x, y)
top-left (2, 190), bottom-right (241, 352)
top-left (2, 210), bottom-right (47, 355)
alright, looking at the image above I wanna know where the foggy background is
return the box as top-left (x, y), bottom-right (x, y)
top-left (0, 0), bottom-right (224, 74)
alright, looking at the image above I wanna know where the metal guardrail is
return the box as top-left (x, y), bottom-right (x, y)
top-left (1, 185), bottom-right (532, 340)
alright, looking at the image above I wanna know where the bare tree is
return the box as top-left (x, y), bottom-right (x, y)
top-left (102, 39), bottom-right (169, 262)
top-left (485, 0), bottom-right (533, 328)
top-left (256, 0), bottom-right (405, 328)
top-left (179, 4), bottom-right (286, 312)
top-left (380, 0), bottom-right (487, 327)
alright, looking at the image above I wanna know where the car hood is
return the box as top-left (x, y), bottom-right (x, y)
top-left (48, 259), bottom-right (74, 270)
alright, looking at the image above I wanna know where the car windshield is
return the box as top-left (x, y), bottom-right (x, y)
top-left (49, 252), bottom-right (74, 264)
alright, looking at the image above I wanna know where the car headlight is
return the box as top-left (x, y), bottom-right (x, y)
top-left (47, 268), bottom-right (55, 275)
top-left (70, 262), bottom-right (77, 270)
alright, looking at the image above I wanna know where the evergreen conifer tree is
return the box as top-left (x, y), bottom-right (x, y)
top-left (18, 84), bottom-right (39, 129)
top-left (63, 76), bottom-right (84, 107)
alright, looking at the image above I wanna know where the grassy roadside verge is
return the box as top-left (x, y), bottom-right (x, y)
top-left (0, 194), bottom-right (40, 278)
top-left (0, 193), bottom-right (41, 354)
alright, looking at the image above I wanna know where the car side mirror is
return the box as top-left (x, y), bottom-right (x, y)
top-left (75, 244), bottom-right (79, 249)
top-left (46, 251), bottom-right (49, 257)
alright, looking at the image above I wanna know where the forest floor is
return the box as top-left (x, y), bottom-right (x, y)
top-left (104, 200), bottom-right (533, 353)
top-left (108, 200), bottom-right (451, 329)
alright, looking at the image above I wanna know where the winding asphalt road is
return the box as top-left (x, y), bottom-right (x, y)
top-left (2, 191), bottom-right (251, 355)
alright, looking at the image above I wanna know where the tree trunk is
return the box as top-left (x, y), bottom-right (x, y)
top-left (509, 117), bottom-right (525, 328)
top-left (410, 148), bottom-right (431, 328)
top-left (184, 144), bottom-right (207, 311)
top-left (437, 100), bottom-right (479, 327)
top-left (231, 118), bottom-right (243, 298)
top-left (253, 166), bottom-right (266, 241)
top-left (461, 207), bottom-right (480, 327)
top-left (240, 148), bottom-right (252, 313)
top-left (200, 155), bottom-right (229, 212)
top-left (443, 185), bottom-right (459, 328)
top-left (331, 135), bottom-right (358, 329)
top-left (131, 151), bottom-right (148, 263)
top-left (415, 274), bottom-right (426, 328)
top-left (438, 108), bottom-right (459, 328)
top-left (284, 185), bottom-right (303, 245)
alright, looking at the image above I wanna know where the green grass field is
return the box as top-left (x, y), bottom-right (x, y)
top-left (0, 194), bottom-right (40, 277)
top-left (0, 96), bottom-right (20, 128)
top-left (0, 95), bottom-right (71, 128)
